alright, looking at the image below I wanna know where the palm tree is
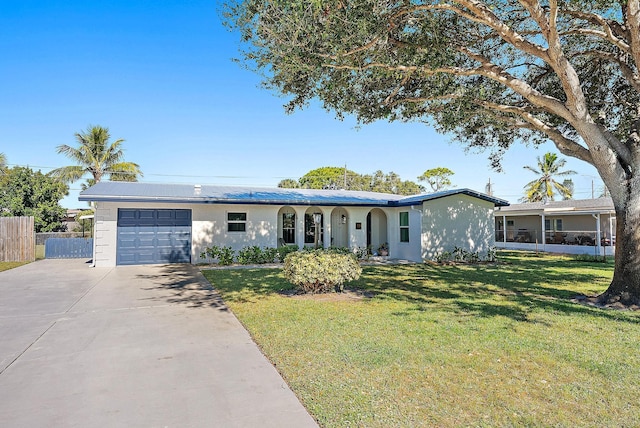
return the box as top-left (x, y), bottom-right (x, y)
top-left (49, 125), bottom-right (142, 185)
top-left (522, 152), bottom-right (576, 202)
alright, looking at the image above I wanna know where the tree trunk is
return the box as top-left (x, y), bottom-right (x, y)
top-left (598, 182), bottom-right (640, 306)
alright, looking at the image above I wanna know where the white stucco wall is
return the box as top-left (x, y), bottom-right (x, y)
top-left (388, 207), bottom-right (423, 262)
top-left (420, 194), bottom-right (495, 260)
top-left (92, 202), bottom-right (399, 266)
top-left (91, 195), bottom-right (495, 266)
top-left (93, 203), bottom-right (117, 267)
top-left (93, 202), bottom-right (282, 267)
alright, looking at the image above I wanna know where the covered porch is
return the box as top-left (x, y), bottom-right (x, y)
top-left (494, 199), bottom-right (616, 256)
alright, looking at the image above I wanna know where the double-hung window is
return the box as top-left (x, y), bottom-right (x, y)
top-left (227, 212), bottom-right (246, 232)
top-left (399, 212), bottom-right (410, 242)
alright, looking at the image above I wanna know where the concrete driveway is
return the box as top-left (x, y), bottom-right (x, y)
top-left (0, 259), bottom-right (317, 427)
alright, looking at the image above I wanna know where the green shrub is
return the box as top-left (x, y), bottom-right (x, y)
top-left (283, 250), bottom-right (362, 293)
top-left (277, 244), bottom-right (299, 262)
top-left (353, 246), bottom-right (370, 260)
top-left (433, 246), bottom-right (498, 263)
top-left (237, 245), bottom-right (262, 264)
top-left (237, 245), bottom-right (279, 264)
top-left (200, 245), bottom-right (235, 265)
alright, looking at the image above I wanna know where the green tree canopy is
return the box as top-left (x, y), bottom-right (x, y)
top-left (49, 125), bottom-right (142, 186)
top-left (224, 0), bottom-right (640, 305)
top-left (277, 178), bottom-right (301, 189)
top-left (0, 166), bottom-right (69, 232)
top-left (279, 166), bottom-right (424, 195)
top-left (0, 153), bottom-right (6, 171)
top-left (522, 153), bottom-right (576, 202)
top-left (418, 167), bottom-right (455, 192)
top-left (298, 166), bottom-right (362, 189)
top-left (369, 170), bottom-right (424, 194)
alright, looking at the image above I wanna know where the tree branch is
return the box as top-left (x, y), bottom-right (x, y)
top-left (626, 0), bottom-right (640, 72)
top-left (562, 9), bottom-right (631, 53)
top-left (393, 1), bottom-right (549, 61)
top-left (575, 50), bottom-right (640, 92)
top-left (560, 29), bottom-right (631, 53)
top-left (385, 93), bottom-right (463, 109)
top-left (383, 73), bottom-right (413, 106)
top-left (478, 100), bottom-right (594, 164)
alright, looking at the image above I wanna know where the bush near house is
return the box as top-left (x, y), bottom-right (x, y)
top-left (283, 250), bottom-right (362, 293)
top-left (201, 244), bottom-right (298, 265)
top-left (200, 245), bottom-right (235, 265)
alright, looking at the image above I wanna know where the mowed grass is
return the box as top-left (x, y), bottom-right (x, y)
top-left (202, 252), bottom-right (640, 427)
top-left (0, 261), bottom-right (29, 272)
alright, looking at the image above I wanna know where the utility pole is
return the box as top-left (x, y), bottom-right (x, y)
top-left (485, 178), bottom-right (493, 196)
top-left (344, 164), bottom-right (347, 189)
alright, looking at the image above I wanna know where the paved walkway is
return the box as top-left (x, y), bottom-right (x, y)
top-left (0, 259), bottom-right (317, 427)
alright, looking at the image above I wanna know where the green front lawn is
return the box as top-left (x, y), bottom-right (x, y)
top-left (202, 252), bottom-right (639, 427)
top-left (0, 261), bottom-right (29, 272)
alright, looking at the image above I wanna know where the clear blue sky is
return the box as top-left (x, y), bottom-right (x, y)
top-left (0, 0), bottom-right (604, 209)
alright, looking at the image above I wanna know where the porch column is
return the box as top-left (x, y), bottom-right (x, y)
top-left (541, 213), bottom-right (546, 246)
top-left (321, 207), bottom-right (332, 249)
top-left (596, 213), bottom-right (602, 255)
top-left (294, 207), bottom-right (306, 249)
top-left (502, 215), bottom-right (507, 243)
top-left (610, 214), bottom-right (614, 246)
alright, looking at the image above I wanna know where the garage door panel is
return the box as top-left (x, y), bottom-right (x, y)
top-left (117, 209), bottom-right (191, 265)
top-left (174, 210), bottom-right (191, 224)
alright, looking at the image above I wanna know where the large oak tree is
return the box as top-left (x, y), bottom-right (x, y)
top-left (224, 0), bottom-right (640, 306)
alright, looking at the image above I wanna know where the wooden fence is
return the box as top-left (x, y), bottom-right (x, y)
top-left (0, 216), bottom-right (36, 262)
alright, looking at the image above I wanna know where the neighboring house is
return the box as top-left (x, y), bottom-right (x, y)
top-left (78, 182), bottom-right (508, 267)
top-left (494, 198), bottom-right (616, 256)
top-left (63, 208), bottom-right (83, 231)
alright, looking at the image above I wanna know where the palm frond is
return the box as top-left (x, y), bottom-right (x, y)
top-left (54, 125), bottom-right (141, 184)
top-left (48, 165), bottom-right (86, 183)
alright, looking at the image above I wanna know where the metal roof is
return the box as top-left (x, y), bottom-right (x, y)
top-left (78, 181), bottom-right (509, 207)
top-left (495, 197), bottom-right (614, 214)
top-left (398, 188), bottom-right (509, 207)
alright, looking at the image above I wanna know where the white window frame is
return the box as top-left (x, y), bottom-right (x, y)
top-left (399, 211), bottom-right (409, 243)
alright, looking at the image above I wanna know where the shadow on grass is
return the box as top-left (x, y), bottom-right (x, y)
top-left (136, 264), bottom-right (228, 310)
top-left (354, 254), bottom-right (636, 323)
top-left (202, 253), bottom-right (639, 324)
top-left (203, 268), bottom-right (294, 304)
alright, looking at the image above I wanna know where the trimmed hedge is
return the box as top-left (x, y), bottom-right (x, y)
top-left (283, 250), bottom-right (362, 293)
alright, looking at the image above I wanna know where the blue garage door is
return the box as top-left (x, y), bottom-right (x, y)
top-left (117, 209), bottom-right (192, 265)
